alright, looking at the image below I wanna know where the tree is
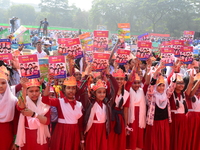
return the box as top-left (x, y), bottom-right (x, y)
top-left (7, 4), bottom-right (36, 25)
top-left (0, 0), bottom-right (10, 9)
top-left (39, 0), bottom-right (75, 27)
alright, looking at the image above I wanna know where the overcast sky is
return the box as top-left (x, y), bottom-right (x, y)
top-left (11, 0), bottom-right (92, 11)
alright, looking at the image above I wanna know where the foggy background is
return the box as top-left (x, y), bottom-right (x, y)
top-left (0, 0), bottom-right (200, 37)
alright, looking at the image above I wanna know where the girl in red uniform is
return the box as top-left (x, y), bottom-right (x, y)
top-left (42, 76), bottom-right (84, 150)
top-left (126, 73), bottom-right (146, 150)
top-left (108, 69), bottom-right (130, 150)
top-left (144, 63), bottom-right (176, 150)
top-left (169, 72), bottom-right (193, 150)
top-left (84, 67), bottom-right (119, 150)
top-left (15, 78), bottom-right (50, 150)
top-left (0, 66), bottom-right (18, 150)
top-left (84, 79), bottom-right (109, 150)
top-left (186, 75), bottom-right (200, 150)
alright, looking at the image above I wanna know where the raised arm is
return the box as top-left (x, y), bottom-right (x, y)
top-left (190, 80), bottom-right (200, 98)
top-left (166, 73), bottom-right (176, 98)
top-left (185, 70), bottom-right (195, 96)
top-left (144, 58), bottom-right (152, 85)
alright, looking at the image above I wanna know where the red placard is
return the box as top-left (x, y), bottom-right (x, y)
top-left (180, 46), bottom-right (193, 64)
top-left (171, 40), bottom-right (184, 46)
top-left (18, 54), bottom-right (40, 79)
top-left (0, 53), bottom-right (13, 61)
top-left (92, 53), bottom-right (110, 71)
top-left (137, 41), bottom-right (152, 48)
top-left (49, 56), bottom-right (67, 79)
top-left (116, 49), bottom-right (130, 65)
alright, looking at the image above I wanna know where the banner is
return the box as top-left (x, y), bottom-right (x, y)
top-left (138, 33), bottom-right (148, 40)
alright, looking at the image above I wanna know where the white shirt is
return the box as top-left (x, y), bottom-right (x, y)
top-left (34, 51), bottom-right (47, 58)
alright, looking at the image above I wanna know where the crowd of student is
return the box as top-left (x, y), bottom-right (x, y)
top-left (1, 34), bottom-right (200, 150)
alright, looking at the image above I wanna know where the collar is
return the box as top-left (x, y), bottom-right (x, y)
top-left (64, 97), bottom-right (76, 105)
top-left (97, 101), bottom-right (103, 108)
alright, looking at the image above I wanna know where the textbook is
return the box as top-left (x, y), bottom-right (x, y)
top-left (57, 38), bottom-right (70, 54)
top-left (93, 31), bottom-right (109, 52)
top-left (65, 38), bottom-right (84, 59)
top-left (0, 53), bottom-right (13, 65)
top-left (115, 49), bottom-right (130, 65)
top-left (92, 52), bottom-right (110, 71)
top-left (18, 54), bottom-right (40, 79)
top-left (0, 39), bottom-right (11, 54)
top-left (183, 31), bottom-right (194, 42)
top-left (171, 40), bottom-right (184, 57)
top-left (12, 25), bottom-right (27, 40)
top-left (39, 57), bottom-right (49, 78)
top-left (79, 32), bottom-right (93, 50)
top-left (118, 23), bottom-right (131, 40)
top-left (180, 46), bottom-right (193, 64)
top-left (161, 47), bottom-right (174, 66)
top-left (136, 41), bottom-right (152, 61)
top-left (49, 55), bottom-right (67, 79)
top-left (18, 30), bottom-right (31, 46)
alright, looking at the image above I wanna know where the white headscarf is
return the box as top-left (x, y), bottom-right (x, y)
top-left (0, 80), bottom-right (17, 122)
top-left (15, 95), bottom-right (50, 147)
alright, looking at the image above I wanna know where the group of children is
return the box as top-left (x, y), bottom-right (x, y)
top-left (0, 55), bottom-right (200, 150)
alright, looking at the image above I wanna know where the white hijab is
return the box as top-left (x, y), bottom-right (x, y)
top-left (0, 80), bottom-right (17, 122)
top-left (154, 86), bottom-right (168, 109)
top-left (15, 95), bottom-right (50, 147)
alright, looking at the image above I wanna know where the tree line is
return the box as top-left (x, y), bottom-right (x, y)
top-left (0, 0), bottom-right (200, 37)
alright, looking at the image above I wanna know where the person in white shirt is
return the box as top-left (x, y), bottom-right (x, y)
top-left (34, 41), bottom-right (47, 58)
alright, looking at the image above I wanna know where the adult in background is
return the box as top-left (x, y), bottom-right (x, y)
top-left (10, 17), bottom-right (16, 33)
top-left (43, 18), bottom-right (49, 37)
top-left (34, 41), bottom-right (47, 58)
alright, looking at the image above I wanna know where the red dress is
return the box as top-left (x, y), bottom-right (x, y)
top-left (16, 106), bottom-right (50, 150)
top-left (0, 108), bottom-right (19, 150)
top-left (0, 122), bottom-right (14, 149)
top-left (42, 96), bottom-right (82, 150)
top-left (125, 85), bottom-right (146, 150)
top-left (85, 102), bottom-right (108, 150)
top-left (186, 96), bottom-right (200, 150)
top-left (85, 123), bottom-right (107, 150)
top-left (144, 118), bottom-right (170, 150)
top-left (169, 93), bottom-right (190, 150)
top-left (108, 94), bottom-right (130, 150)
top-left (126, 106), bottom-right (144, 149)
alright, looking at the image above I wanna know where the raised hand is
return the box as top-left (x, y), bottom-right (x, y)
top-left (20, 77), bottom-right (29, 89)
